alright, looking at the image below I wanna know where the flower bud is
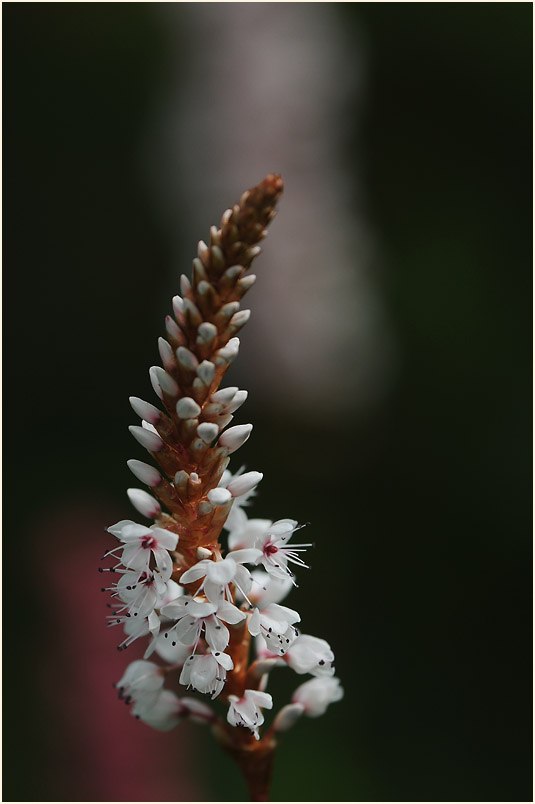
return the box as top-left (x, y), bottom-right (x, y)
top-left (218, 424), bottom-right (253, 453)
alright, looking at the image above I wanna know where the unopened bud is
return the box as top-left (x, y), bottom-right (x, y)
top-left (207, 487), bottom-right (232, 506)
top-left (128, 425), bottom-right (163, 453)
top-left (226, 471), bottom-right (263, 497)
top-left (197, 422), bottom-right (219, 444)
top-left (127, 459), bottom-right (162, 487)
top-left (197, 323), bottom-right (218, 346)
top-left (129, 396), bottom-right (161, 425)
top-left (176, 397), bottom-right (202, 419)
top-left (211, 387), bottom-right (238, 404)
top-left (149, 366), bottom-right (164, 400)
top-left (179, 274), bottom-right (191, 296)
top-left (226, 389), bottom-right (248, 413)
top-left (127, 488), bottom-right (162, 519)
top-left (172, 295), bottom-right (184, 317)
top-left (218, 424), bottom-right (253, 453)
top-left (158, 338), bottom-right (176, 372)
top-left (197, 361), bottom-right (215, 385)
top-left (153, 366), bottom-right (179, 397)
top-left (176, 347), bottom-right (199, 371)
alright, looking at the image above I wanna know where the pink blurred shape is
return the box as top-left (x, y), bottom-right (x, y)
top-left (35, 502), bottom-right (204, 801)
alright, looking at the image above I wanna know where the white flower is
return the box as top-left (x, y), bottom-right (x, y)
top-left (248, 603), bottom-right (301, 656)
top-left (180, 550), bottom-right (261, 604)
top-left (248, 569), bottom-right (294, 607)
top-left (292, 676), bottom-right (344, 717)
top-left (254, 519), bottom-right (311, 583)
top-left (153, 631), bottom-right (192, 665)
top-left (132, 689), bottom-right (184, 731)
top-left (284, 634), bottom-right (335, 677)
top-left (105, 520), bottom-right (178, 580)
top-left (131, 690), bottom-right (215, 731)
top-left (227, 518), bottom-right (272, 551)
top-left (179, 650), bottom-right (234, 698)
top-left (219, 466), bottom-right (260, 531)
top-left (115, 569), bottom-right (168, 616)
top-left (227, 689), bottom-right (273, 740)
top-left (161, 596), bottom-right (245, 653)
top-left (116, 660), bottom-right (164, 713)
top-left (107, 576), bottom-right (182, 654)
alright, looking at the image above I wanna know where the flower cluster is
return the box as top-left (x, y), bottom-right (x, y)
top-left (102, 175), bottom-right (343, 795)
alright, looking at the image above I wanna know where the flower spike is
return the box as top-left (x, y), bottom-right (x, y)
top-left (101, 175), bottom-right (342, 801)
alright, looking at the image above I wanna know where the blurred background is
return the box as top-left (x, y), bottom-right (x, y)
top-left (3, 2), bottom-right (532, 801)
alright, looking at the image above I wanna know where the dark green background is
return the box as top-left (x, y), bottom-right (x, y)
top-left (3, 2), bottom-right (532, 801)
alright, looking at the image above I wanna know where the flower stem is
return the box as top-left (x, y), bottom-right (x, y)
top-left (215, 724), bottom-right (277, 801)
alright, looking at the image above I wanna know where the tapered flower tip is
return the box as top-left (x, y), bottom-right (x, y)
top-left (149, 366), bottom-right (164, 400)
top-left (129, 425), bottom-right (163, 452)
top-left (129, 396), bottom-right (161, 425)
top-left (152, 366), bottom-right (179, 397)
top-left (127, 488), bottom-right (162, 519)
top-left (218, 424), bottom-right (253, 453)
top-left (211, 387), bottom-right (238, 404)
top-left (127, 459), bottom-right (162, 487)
top-left (226, 471), bottom-right (263, 498)
top-left (227, 390), bottom-right (248, 413)
top-left (176, 347), bottom-right (199, 371)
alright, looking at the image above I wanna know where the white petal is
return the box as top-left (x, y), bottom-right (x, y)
top-left (246, 689), bottom-right (273, 709)
top-left (205, 618), bottom-right (230, 652)
top-left (191, 655), bottom-right (217, 691)
top-left (292, 676), bottom-right (344, 717)
top-left (150, 526), bottom-right (179, 550)
top-left (214, 650), bottom-right (234, 671)
top-left (248, 608), bottom-right (261, 637)
top-left (107, 519), bottom-right (137, 537)
top-left (228, 548), bottom-right (263, 565)
top-left (187, 599), bottom-right (218, 618)
top-left (273, 702), bottom-right (305, 733)
top-left (269, 519), bottom-right (298, 537)
top-left (134, 689), bottom-right (183, 731)
top-left (216, 599), bottom-right (247, 624)
top-left (180, 559), bottom-right (211, 584)
top-left (206, 558), bottom-right (237, 584)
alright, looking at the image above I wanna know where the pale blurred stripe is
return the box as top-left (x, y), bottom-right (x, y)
top-left (145, 3), bottom-right (394, 417)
